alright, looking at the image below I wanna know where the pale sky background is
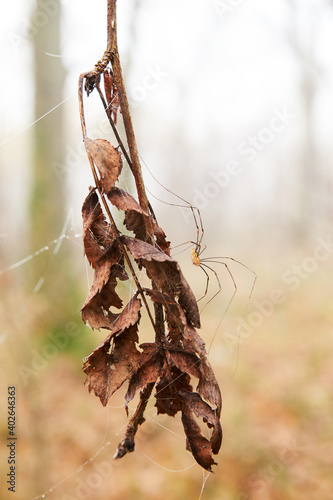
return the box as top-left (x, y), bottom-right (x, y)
top-left (1, 0), bottom-right (333, 261)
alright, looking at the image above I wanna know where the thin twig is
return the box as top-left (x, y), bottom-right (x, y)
top-left (95, 82), bottom-right (133, 169)
top-left (114, 382), bottom-right (155, 459)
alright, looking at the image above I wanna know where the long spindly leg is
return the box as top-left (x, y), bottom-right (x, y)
top-left (193, 205), bottom-right (205, 251)
top-left (200, 261), bottom-right (237, 310)
top-left (200, 257), bottom-right (257, 367)
top-left (203, 256), bottom-right (257, 282)
top-left (171, 240), bottom-right (198, 255)
top-left (196, 264), bottom-right (210, 302)
top-left (200, 257), bottom-right (256, 311)
top-left (199, 262), bottom-right (222, 305)
top-left (169, 205), bottom-right (205, 257)
top-left (139, 155), bottom-right (206, 252)
top-left (171, 240), bottom-right (207, 261)
top-left (201, 256), bottom-right (257, 318)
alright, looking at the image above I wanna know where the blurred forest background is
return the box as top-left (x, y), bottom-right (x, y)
top-left (1, 0), bottom-right (333, 499)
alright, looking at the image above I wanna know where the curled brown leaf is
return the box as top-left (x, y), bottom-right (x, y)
top-left (82, 190), bottom-right (115, 267)
top-left (125, 344), bottom-right (161, 407)
top-left (103, 69), bottom-right (113, 108)
top-left (155, 366), bottom-right (192, 417)
top-left (103, 69), bottom-right (120, 124)
top-left (181, 407), bottom-right (217, 472)
top-left (84, 138), bottom-right (122, 193)
top-left (81, 241), bottom-right (128, 330)
top-left (83, 296), bottom-right (143, 406)
top-left (179, 389), bottom-right (222, 456)
top-left (183, 324), bottom-right (222, 415)
top-left (107, 187), bottom-right (149, 241)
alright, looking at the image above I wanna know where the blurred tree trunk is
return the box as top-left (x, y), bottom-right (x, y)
top-left (289, 0), bottom-right (318, 240)
top-left (31, 1), bottom-right (65, 247)
top-left (299, 46), bottom-right (316, 236)
top-left (29, 0), bottom-right (77, 324)
top-left (28, 1), bottom-right (66, 495)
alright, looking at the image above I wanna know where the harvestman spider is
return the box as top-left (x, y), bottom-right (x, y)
top-left (140, 155), bottom-right (257, 315)
top-left (183, 206), bottom-right (257, 317)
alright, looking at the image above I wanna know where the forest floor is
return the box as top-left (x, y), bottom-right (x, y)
top-left (0, 248), bottom-right (332, 500)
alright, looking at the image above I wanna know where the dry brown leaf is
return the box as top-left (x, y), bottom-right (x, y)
top-left (107, 187), bottom-right (149, 241)
top-left (178, 270), bottom-right (201, 328)
top-left (181, 406), bottom-right (217, 472)
top-left (82, 190), bottom-right (115, 267)
top-left (81, 276), bottom-right (122, 330)
top-left (123, 236), bottom-right (179, 293)
top-left (84, 138), bottom-right (122, 193)
top-left (155, 366), bottom-right (192, 417)
top-left (103, 69), bottom-right (113, 108)
top-left (167, 349), bottom-right (201, 381)
top-left (145, 289), bottom-right (185, 345)
top-left (107, 187), bottom-right (147, 215)
top-left (103, 69), bottom-right (120, 124)
top-left (81, 299), bottom-right (119, 331)
top-left (112, 294), bottom-right (144, 336)
top-left (83, 296), bottom-right (143, 406)
top-left (83, 323), bottom-right (140, 406)
top-left (183, 324), bottom-right (222, 415)
top-left (153, 223), bottom-right (171, 255)
top-left (123, 236), bottom-right (173, 263)
top-left (80, 241), bottom-right (128, 330)
top-left (125, 345), bottom-right (161, 407)
top-left (179, 389), bottom-right (222, 456)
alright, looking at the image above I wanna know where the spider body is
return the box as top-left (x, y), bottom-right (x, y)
top-left (191, 248), bottom-right (201, 267)
top-left (190, 243), bottom-right (222, 303)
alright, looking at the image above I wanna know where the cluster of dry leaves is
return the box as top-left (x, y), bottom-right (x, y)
top-left (80, 72), bottom-right (222, 471)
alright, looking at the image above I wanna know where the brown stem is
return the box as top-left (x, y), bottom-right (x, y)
top-left (107, 0), bottom-right (116, 48)
top-left (153, 289), bottom-right (165, 345)
top-left (112, 55), bottom-right (150, 213)
top-left (78, 73), bottom-right (88, 139)
top-left (114, 382), bottom-right (155, 459)
top-left (106, 1), bottom-right (152, 225)
top-left (83, 0), bottom-right (154, 241)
